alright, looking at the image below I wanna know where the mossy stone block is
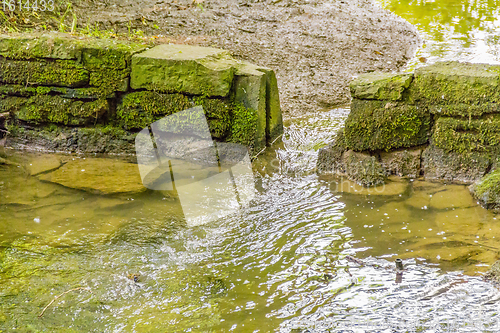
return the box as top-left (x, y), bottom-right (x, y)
top-left (344, 99), bottom-right (431, 151)
top-left (429, 103), bottom-right (500, 117)
top-left (117, 91), bottom-right (192, 130)
top-left (380, 146), bottom-right (424, 178)
top-left (317, 129), bottom-right (347, 175)
top-left (193, 97), bottom-right (232, 139)
top-left (342, 150), bottom-right (386, 187)
top-left (422, 143), bottom-right (490, 184)
top-left (7, 95), bottom-right (108, 126)
top-left (81, 39), bottom-right (146, 70)
top-left (471, 170), bottom-right (500, 211)
top-left (0, 84), bottom-right (114, 99)
top-left (130, 44), bottom-right (235, 97)
top-left (433, 115), bottom-right (500, 155)
top-left (0, 33), bottom-right (82, 60)
top-left (233, 61), bottom-right (267, 152)
top-left (257, 67), bottom-right (283, 144)
top-left (89, 68), bottom-right (130, 92)
top-left (409, 61), bottom-right (500, 105)
top-left (0, 58), bottom-right (89, 87)
top-left (350, 72), bottom-right (413, 101)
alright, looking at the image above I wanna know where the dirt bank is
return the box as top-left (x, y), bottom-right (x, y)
top-left (9, 0), bottom-right (421, 116)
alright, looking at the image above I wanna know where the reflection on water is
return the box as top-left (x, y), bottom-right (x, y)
top-left (2, 109), bottom-right (500, 331)
top-left (377, 0), bottom-right (500, 67)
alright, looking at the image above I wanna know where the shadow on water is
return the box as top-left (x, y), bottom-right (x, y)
top-left (377, 0), bottom-right (500, 67)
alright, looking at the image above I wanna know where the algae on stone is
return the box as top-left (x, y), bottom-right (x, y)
top-left (470, 169), bottom-right (500, 211)
top-left (342, 150), bottom-right (386, 187)
top-left (0, 58), bottom-right (89, 87)
top-left (131, 44), bottom-right (235, 97)
top-left (350, 72), bottom-right (413, 101)
top-left (344, 99), bottom-right (431, 151)
top-left (408, 61), bottom-right (500, 105)
top-left (317, 129), bottom-right (347, 175)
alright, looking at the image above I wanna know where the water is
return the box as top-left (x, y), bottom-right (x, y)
top-left (377, 0), bottom-right (500, 69)
top-left (1, 108), bottom-right (500, 332)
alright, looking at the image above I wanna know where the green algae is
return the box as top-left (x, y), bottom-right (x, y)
top-left (350, 72), bottom-right (413, 101)
top-left (471, 169), bottom-right (500, 210)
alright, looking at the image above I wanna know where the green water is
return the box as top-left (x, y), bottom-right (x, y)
top-left (2, 109), bottom-right (500, 332)
top-left (378, 0), bottom-right (500, 68)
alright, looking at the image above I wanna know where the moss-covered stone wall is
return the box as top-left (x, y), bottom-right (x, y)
top-left (318, 61), bottom-right (500, 210)
top-left (0, 32), bottom-right (283, 157)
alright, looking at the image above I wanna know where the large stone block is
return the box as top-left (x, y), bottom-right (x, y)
top-left (422, 143), bottom-right (491, 184)
top-left (0, 58), bottom-right (89, 87)
top-left (4, 95), bottom-right (108, 126)
top-left (344, 99), bottom-right (431, 151)
top-left (256, 67), bottom-right (283, 143)
top-left (130, 44), bottom-right (235, 97)
top-left (432, 115), bottom-right (500, 154)
top-left (81, 39), bottom-right (146, 70)
top-left (380, 146), bottom-right (424, 178)
top-left (408, 61), bottom-right (500, 105)
top-left (0, 33), bottom-right (82, 60)
top-left (342, 150), bottom-right (386, 187)
top-left (233, 61), bottom-right (267, 152)
top-left (350, 72), bottom-right (413, 101)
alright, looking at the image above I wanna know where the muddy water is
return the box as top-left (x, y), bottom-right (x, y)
top-left (377, 0), bottom-right (500, 69)
top-left (1, 109), bottom-right (500, 332)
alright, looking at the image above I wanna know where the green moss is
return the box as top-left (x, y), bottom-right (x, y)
top-left (82, 40), bottom-right (147, 70)
top-left (343, 150), bottom-right (386, 187)
top-left (0, 84), bottom-right (113, 99)
top-left (228, 102), bottom-right (258, 146)
top-left (429, 103), bottom-right (500, 117)
top-left (0, 58), bottom-right (89, 87)
top-left (350, 72), bottom-right (413, 101)
top-left (11, 95), bottom-right (109, 126)
top-left (470, 169), bottom-right (500, 210)
top-left (193, 97), bottom-right (232, 139)
top-left (408, 61), bottom-right (500, 105)
top-left (117, 91), bottom-right (192, 130)
top-left (0, 34), bottom-right (82, 60)
top-left (344, 99), bottom-right (431, 151)
top-left (89, 68), bottom-right (130, 92)
top-left (433, 115), bottom-right (500, 155)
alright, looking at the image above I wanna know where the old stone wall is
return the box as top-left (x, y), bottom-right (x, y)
top-left (318, 61), bottom-right (500, 209)
top-left (0, 32), bottom-right (283, 157)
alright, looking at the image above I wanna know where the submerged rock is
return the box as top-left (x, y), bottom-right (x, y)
top-left (380, 146), bottom-right (425, 178)
top-left (38, 157), bottom-right (146, 194)
top-left (470, 169), bottom-right (500, 211)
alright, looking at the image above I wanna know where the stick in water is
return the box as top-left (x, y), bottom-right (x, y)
top-left (38, 287), bottom-right (94, 318)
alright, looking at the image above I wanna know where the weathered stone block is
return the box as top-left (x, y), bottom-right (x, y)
top-left (256, 67), bottom-right (283, 143)
top-left (89, 68), bottom-right (130, 92)
top-left (380, 146), bottom-right (424, 178)
top-left (408, 61), bottom-right (500, 105)
top-left (0, 84), bottom-right (114, 99)
top-left (0, 58), bottom-right (89, 87)
top-left (117, 91), bottom-right (192, 130)
top-left (233, 61), bottom-right (267, 152)
top-left (470, 170), bottom-right (500, 211)
top-left (81, 40), bottom-right (146, 70)
top-left (433, 115), bottom-right (500, 155)
top-left (342, 150), bottom-right (386, 187)
top-left (422, 143), bottom-right (491, 184)
top-left (131, 44), bottom-right (235, 97)
top-left (5, 95), bottom-right (108, 126)
top-left (350, 72), bottom-right (413, 101)
top-left (0, 33), bottom-right (82, 60)
top-left (429, 103), bottom-right (500, 117)
top-left (317, 129), bottom-right (347, 174)
top-left (344, 99), bottom-right (431, 151)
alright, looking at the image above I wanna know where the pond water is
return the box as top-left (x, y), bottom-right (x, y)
top-left (377, 0), bottom-right (500, 69)
top-left (3, 1), bottom-right (500, 332)
top-left (2, 107), bottom-right (500, 332)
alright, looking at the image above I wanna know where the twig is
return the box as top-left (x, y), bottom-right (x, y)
top-left (0, 113), bottom-right (9, 119)
top-left (38, 287), bottom-right (94, 318)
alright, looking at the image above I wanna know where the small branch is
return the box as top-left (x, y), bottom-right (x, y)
top-left (0, 113), bottom-right (9, 119)
top-left (0, 129), bottom-right (10, 134)
top-left (38, 287), bottom-right (94, 318)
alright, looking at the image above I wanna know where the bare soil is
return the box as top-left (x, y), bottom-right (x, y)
top-left (43, 0), bottom-right (422, 116)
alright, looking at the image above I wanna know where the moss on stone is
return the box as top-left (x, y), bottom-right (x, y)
top-left (433, 115), bottom-right (500, 155)
top-left (117, 91), bottom-right (192, 130)
top-left (228, 102), bottom-right (258, 147)
top-left (470, 169), bottom-right (500, 211)
top-left (0, 84), bottom-right (114, 99)
top-left (193, 97), bottom-right (232, 139)
top-left (317, 129), bottom-right (347, 174)
top-left (343, 150), bottom-right (386, 187)
top-left (0, 33), bottom-right (82, 60)
top-left (82, 40), bottom-right (147, 70)
top-left (77, 126), bottom-right (136, 154)
top-left (344, 99), bottom-right (431, 151)
top-left (429, 103), bottom-right (500, 117)
top-left (350, 72), bottom-right (413, 101)
top-left (8, 95), bottom-right (108, 126)
top-left (0, 58), bottom-right (89, 87)
top-left (89, 68), bottom-right (130, 92)
top-left (408, 61), bottom-right (500, 105)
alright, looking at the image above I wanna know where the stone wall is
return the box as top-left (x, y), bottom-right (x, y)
top-left (317, 61), bottom-right (500, 209)
top-left (0, 32), bottom-right (283, 157)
